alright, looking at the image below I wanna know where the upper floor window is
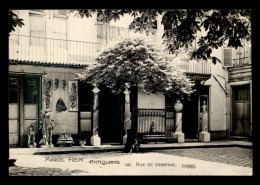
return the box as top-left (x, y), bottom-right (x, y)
top-left (53, 10), bottom-right (67, 17)
top-left (53, 17), bottom-right (67, 41)
top-left (97, 23), bottom-right (129, 51)
top-left (29, 9), bottom-right (45, 13)
top-left (29, 11), bottom-right (45, 45)
top-left (233, 44), bottom-right (251, 66)
top-left (223, 41), bottom-right (251, 67)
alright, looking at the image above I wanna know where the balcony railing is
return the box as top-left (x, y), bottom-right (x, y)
top-left (175, 59), bottom-right (211, 75)
top-left (9, 35), bottom-right (212, 75)
top-left (9, 35), bottom-right (100, 66)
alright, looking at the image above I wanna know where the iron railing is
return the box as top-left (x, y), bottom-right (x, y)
top-left (9, 34), bottom-right (100, 66)
top-left (137, 109), bottom-right (166, 134)
top-left (175, 60), bottom-right (211, 74)
top-left (9, 35), bottom-right (212, 75)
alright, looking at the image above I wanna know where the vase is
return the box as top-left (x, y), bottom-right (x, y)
top-left (174, 99), bottom-right (183, 112)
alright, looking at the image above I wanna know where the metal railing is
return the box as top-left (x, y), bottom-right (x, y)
top-left (9, 35), bottom-right (100, 66)
top-left (9, 35), bottom-right (212, 74)
top-left (175, 60), bottom-right (211, 74)
top-left (137, 109), bottom-right (166, 134)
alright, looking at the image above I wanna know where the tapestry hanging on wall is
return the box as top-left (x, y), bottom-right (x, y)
top-left (42, 79), bottom-right (53, 112)
top-left (68, 81), bottom-right (78, 111)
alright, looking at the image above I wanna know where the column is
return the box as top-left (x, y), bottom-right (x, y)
top-left (171, 99), bottom-right (185, 143)
top-left (123, 83), bottom-right (132, 144)
top-left (90, 86), bottom-right (101, 146)
top-left (199, 101), bottom-right (210, 142)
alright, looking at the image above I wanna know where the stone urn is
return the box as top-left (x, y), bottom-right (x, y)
top-left (174, 99), bottom-right (183, 112)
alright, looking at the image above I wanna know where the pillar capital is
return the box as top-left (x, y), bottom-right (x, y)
top-left (92, 86), bottom-right (100, 94)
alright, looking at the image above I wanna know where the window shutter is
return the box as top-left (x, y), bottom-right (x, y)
top-left (223, 48), bottom-right (233, 67)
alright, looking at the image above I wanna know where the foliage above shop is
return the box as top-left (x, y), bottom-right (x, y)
top-left (75, 9), bottom-right (251, 64)
top-left (77, 37), bottom-right (195, 99)
top-left (8, 10), bottom-right (24, 37)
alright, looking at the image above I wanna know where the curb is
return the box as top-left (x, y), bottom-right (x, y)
top-left (31, 143), bottom-right (252, 155)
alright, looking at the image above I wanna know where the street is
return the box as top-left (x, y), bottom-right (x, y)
top-left (9, 147), bottom-right (252, 176)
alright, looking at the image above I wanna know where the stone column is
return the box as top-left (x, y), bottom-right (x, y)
top-left (199, 101), bottom-right (210, 142)
top-left (123, 83), bottom-right (132, 144)
top-left (171, 99), bottom-right (185, 143)
top-left (90, 86), bottom-right (101, 146)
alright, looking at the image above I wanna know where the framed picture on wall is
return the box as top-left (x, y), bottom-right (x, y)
top-left (68, 81), bottom-right (78, 111)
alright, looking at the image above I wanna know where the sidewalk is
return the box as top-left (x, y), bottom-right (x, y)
top-left (9, 140), bottom-right (252, 155)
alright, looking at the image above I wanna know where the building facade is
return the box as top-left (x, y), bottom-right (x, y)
top-left (8, 10), bottom-right (252, 147)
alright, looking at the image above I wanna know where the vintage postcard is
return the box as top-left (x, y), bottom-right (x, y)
top-left (8, 9), bottom-right (252, 176)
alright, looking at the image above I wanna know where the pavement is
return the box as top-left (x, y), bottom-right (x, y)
top-left (8, 140), bottom-right (253, 176)
top-left (9, 140), bottom-right (252, 155)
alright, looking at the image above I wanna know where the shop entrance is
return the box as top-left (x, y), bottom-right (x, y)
top-left (182, 94), bottom-right (199, 139)
top-left (98, 88), bottom-right (124, 143)
top-left (8, 75), bottom-right (41, 147)
top-left (182, 85), bottom-right (209, 139)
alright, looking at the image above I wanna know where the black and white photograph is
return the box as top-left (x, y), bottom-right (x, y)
top-left (8, 9), bottom-right (253, 176)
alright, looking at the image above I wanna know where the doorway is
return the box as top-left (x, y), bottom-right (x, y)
top-left (182, 94), bottom-right (199, 139)
top-left (182, 85), bottom-right (209, 139)
top-left (8, 75), bottom-right (41, 147)
top-left (78, 81), bottom-right (93, 140)
top-left (98, 88), bottom-right (124, 143)
top-left (232, 85), bottom-right (251, 137)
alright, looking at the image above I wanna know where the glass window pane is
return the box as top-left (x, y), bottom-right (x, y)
top-left (24, 77), bottom-right (38, 104)
top-left (8, 77), bottom-right (19, 103)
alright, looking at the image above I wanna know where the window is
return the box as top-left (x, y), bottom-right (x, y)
top-left (97, 23), bottom-right (129, 50)
top-left (223, 42), bottom-right (251, 67)
top-left (233, 85), bottom-right (250, 102)
top-left (53, 10), bottom-right (67, 16)
top-left (30, 12), bottom-right (45, 45)
top-left (52, 10), bottom-right (68, 47)
top-left (29, 9), bottom-right (45, 13)
top-left (8, 77), bottom-right (19, 103)
top-left (233, 44), bottom-right (251, 66)
top-left (97, 23), bottom-right (108, 47)
top-left (78, 81), bottom-right (93, 112)
top-left (24, 77), bottom-right (39, 104)
top-left (53, 17), bottom-right (67, 44)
